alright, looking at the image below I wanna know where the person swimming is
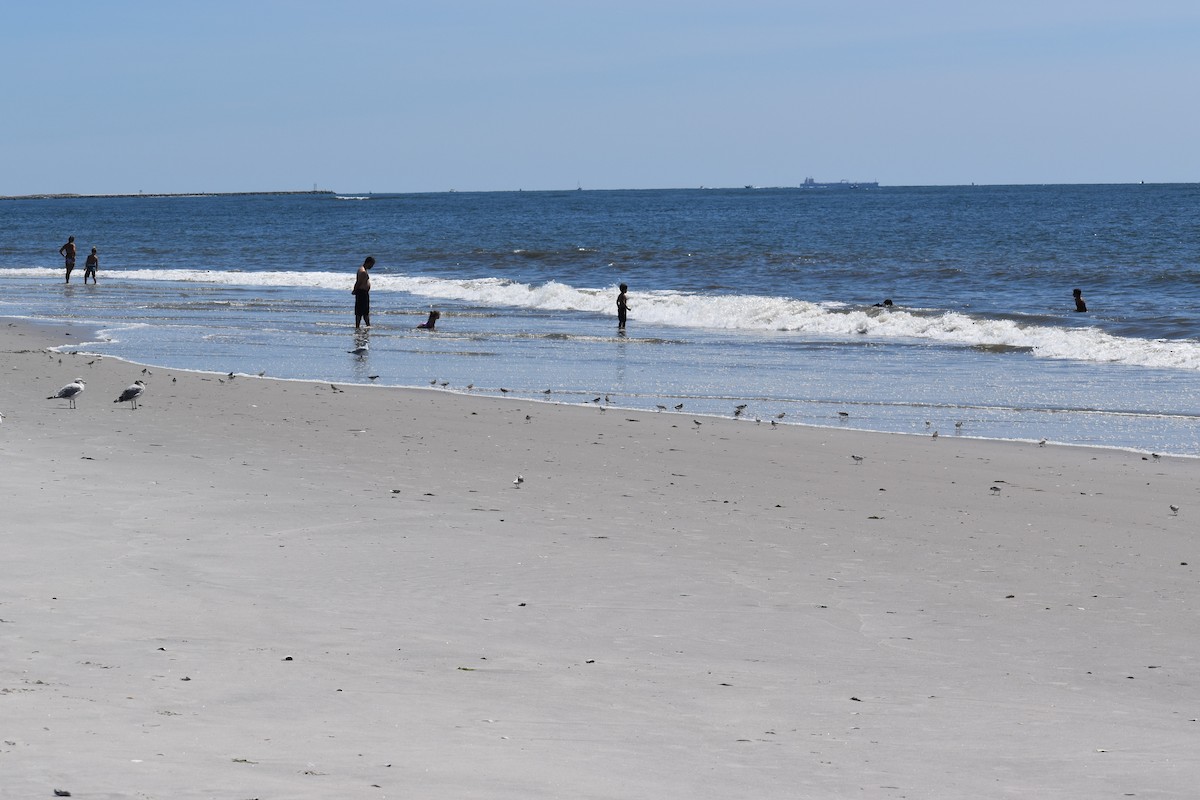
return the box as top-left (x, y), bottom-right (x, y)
top-left (1073, 288), bottom-right (1087, 312)
top-left (417, 310), bottom-right (441, 329)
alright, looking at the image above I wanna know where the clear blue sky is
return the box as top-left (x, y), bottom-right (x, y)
top-left (3, 1), bottom-right (1197, 194)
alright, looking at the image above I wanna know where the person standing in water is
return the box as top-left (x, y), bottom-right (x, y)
top-left (1073, 288), bottom-right (1087, 312)
top-left (59, 236), bottom-right (77, 283)
top-left (616, 283), bottom-right (629, 330)
top-left (83, 247), bottom-right (99, 284)
top-left (352, 256), bottom-right (375, 328)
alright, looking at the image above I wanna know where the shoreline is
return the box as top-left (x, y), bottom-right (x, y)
top-left (18, 312), bottom-right (1196, 459)
top-left (3, 314), bottom-right (1199, 797)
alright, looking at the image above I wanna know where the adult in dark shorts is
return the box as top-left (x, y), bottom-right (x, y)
top-left (59, 236), bottom-right (77, 283)
top-left (352, 256), bottom-right (375, 328)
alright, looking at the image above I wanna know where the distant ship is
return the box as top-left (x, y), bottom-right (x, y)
top-left (800, 177), bottom-right (879, 189)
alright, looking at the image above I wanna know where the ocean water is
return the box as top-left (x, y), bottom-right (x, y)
top-left (2, 184), bottom-right (1199, 454)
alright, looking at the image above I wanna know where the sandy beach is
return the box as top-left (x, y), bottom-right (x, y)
top-left (2, 317), bottom-right (1198, 799)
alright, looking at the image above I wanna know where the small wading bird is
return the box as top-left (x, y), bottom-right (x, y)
top-left (47, 378), bottom-right (86, 409)
top-left (513, 475), bottom-right (524, 488)
top-left (850, 454), bottom-right (864, 465)
top-left (114, 380), bottom-right (146, 409)
top-left (1170, 504), bottom-right (1180, 516)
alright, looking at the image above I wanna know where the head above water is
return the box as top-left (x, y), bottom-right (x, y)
top-left (1072, 288), bottom-right (1082, 297)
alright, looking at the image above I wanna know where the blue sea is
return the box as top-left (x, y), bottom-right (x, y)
top-left (2, 184), bottom-right (1199, 454)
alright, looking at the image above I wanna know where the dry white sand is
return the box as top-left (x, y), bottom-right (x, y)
top-left (2, 317), bottom-right (1198, 799)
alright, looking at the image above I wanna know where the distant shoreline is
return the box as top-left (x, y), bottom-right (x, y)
top-left (0, 189), bottom-right (336, 201)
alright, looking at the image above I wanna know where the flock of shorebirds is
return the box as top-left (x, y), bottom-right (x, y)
top-left (24, 359), bottom-right (1186, 518)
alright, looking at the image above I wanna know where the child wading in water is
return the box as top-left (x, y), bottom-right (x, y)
top-left (616, 283), bottom-right (629, 330)
top-left (84, 248), bottom-right (99, 284)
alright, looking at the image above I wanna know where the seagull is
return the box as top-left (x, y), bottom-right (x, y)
top-left (47, 378), bottom-right (86, 409)
top-left (1170, 504), bottom-right (1180, 516)
top-left (114, 380), bottom-right (146, 409)
top-left (850, 454), bottom-right (864, 465)
top-left (513, 475), bottom-right (524, 488)
top-left (348, 344), bottom-right (369, 357)
top-left (0, 410), bottom-right (5, 424)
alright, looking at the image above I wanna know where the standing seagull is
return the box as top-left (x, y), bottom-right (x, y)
top-left (47, 378), bottom-right (86, 409)
top-left (114, 380), bottom-right (147, 409)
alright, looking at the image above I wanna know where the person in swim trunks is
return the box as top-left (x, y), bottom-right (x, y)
top-left (59, 236), bottom-right (77, 283)
top-left (84, 247), bottom-right (99, 284)
top-left (353, 256), bottom-right (375, 328)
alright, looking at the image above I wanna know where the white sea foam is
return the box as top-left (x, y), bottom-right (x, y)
top-left (8, 267), bottom-right (1199, 370)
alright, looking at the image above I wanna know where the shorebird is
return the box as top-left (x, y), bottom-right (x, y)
top-left (368, 375), bottom-right (379, 381)
top-left (955, 420), bottom-right (963, 429)
top-left (850, 454), bottom-right (864, 465)
top-left (349, 344), bottom-right (369, 356)
top-left (113, 380), bottom-right (146, 409)
top-left (1152, 453), bottom-right (1161, 461)
top-left (931, 430), bottom-right (939, 439)
top-left (770, 419), bottom-right (777, 428)
top-left (734, 404), bottom-right (746, 417)
top-left (47, 378), bottom-right (86, 409)
top-left (542, 389), bottom-right (552, 394)
top-left (499, 387), bottom-right (510, 393)
top-left (693, 419), bottom-right (702, 427)
top-left (513, 475), bottom-right (524, 488)
top-left (990, 486), bottom-right (1002, 495)
top-left (1170, 504), bottom-right (1180, 516)
top-left (656, 404), bottom-right (667, 411)
top-left (1038, 438), bottom-right (1047, 447)
top-left (775, 412), bottom-right (786, 419)
top-left (674, 403), bottom-right (684, 410)
top-left (838, 411), bottom-right (849, 418)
